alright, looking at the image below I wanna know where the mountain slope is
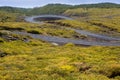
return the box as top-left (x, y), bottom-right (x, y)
top-left (0, 3), bottom-right (120, 15)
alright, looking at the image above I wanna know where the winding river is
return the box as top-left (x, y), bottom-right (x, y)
top-left (19, 15), bottom-right (120, 46)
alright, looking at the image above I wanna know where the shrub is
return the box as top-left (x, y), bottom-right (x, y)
top-left (27, 30), bottom-right (41, 34)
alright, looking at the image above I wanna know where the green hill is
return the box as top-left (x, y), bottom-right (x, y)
top-left (0, 6), bottom-right (30, 14)
top-left (0, 3), bottom-right (120, 15)
top-left (28, 3), bottom-right (120, 15)
top-left (28, 4), bottom-right (72, 15)
top-left (73, 2), bottom-right (120, 8)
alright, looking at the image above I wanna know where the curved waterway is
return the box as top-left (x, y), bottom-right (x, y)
top-left (22, 15), bottom-right (120, 46)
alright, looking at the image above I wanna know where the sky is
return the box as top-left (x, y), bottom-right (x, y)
top-left (0, 0), bottom-right (120, 8)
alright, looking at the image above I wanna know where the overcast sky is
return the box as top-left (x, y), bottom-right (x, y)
top-left (0, 0), bottom-right (120, 8)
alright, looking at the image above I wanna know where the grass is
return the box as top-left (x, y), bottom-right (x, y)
top-left (0, 40), bottom-right (120, 80)
top-left (63, 8), bottom-right (120, 36)
top-left (0, 22), bottom-right (88, 39)
top-left (0, 8), bottom-right (120, 80)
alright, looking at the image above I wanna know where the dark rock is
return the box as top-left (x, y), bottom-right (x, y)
top-left (0, 51), bottom-right (8, 57)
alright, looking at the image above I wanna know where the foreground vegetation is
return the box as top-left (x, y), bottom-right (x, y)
top-left (0, 2), bottom-right (120, 80)
top-left (0, 40), bottom-right (120, 80)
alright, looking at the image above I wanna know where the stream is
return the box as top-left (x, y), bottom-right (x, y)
top-left (19, 15), bottom-right (120, 46)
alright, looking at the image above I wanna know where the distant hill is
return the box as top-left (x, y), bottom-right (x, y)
top-left (0, 3), bottom-right (120, 15)
top-left (0, 6), bottom-right (29, 14)
top-left (28, 3), bottom-right (120, 15)
top-left (73, 2), bottom-right (120, 8)
top-left (28, 4), bottom-right (72, 15)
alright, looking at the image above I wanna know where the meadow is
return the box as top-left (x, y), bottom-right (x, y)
top-left (0, 3), bottom-right (120, 80)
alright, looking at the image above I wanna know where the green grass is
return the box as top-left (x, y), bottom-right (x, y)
top-left (0, 40), bottom-right (120, 80)
top-left (0, 22), bottom-right (87, 39)
top-left (63, 8), bottom-right (120, 36)
top-left (0, 8), bottom-right (120, 80)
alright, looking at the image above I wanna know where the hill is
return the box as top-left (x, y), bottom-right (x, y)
top-left (28, 3), bottom-right (120, 15)
top-left (0, 2), bottom-right (120, 15)
top-left (73, 2), bottom-right (120, 8)
top-left (0, 6), bottom-right (30, 14)
top-left (28, 4), bottom-right (72, 15)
